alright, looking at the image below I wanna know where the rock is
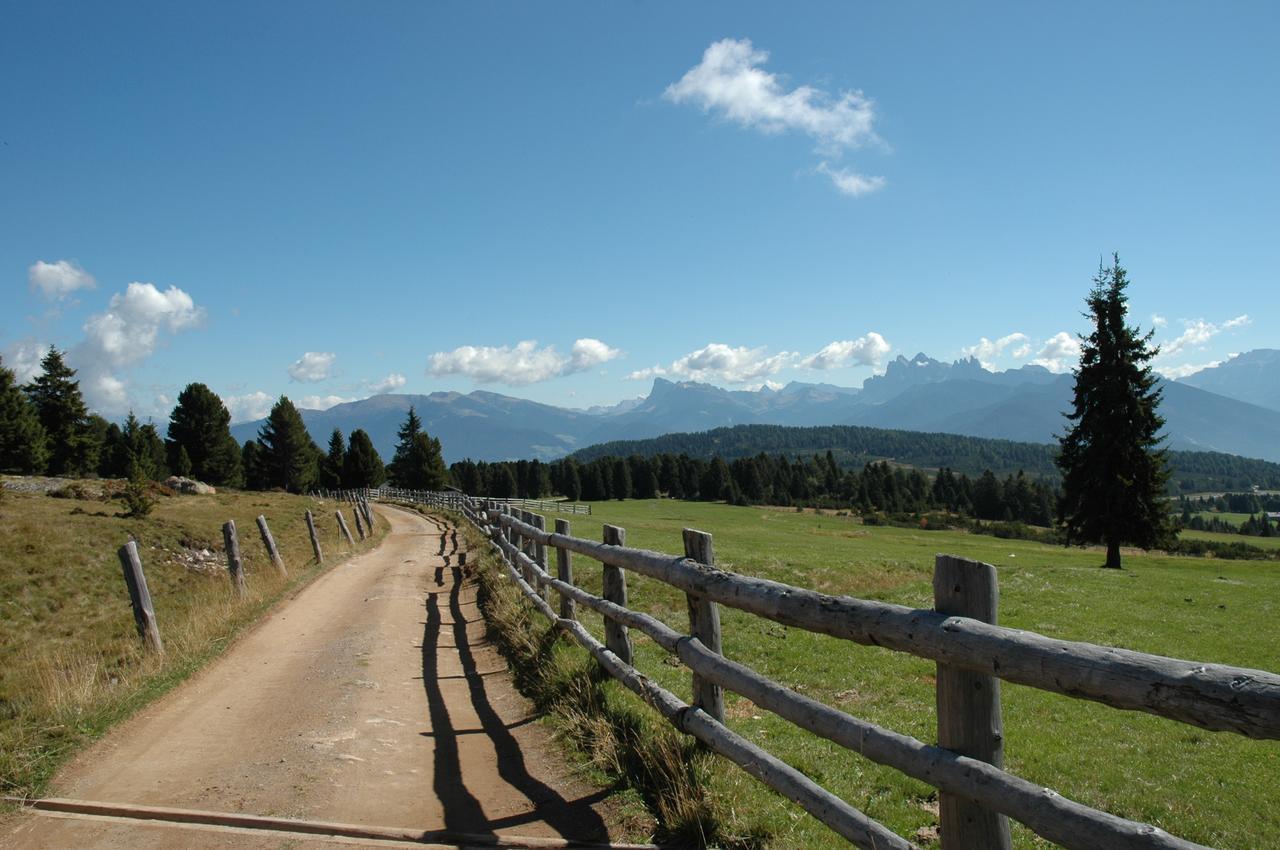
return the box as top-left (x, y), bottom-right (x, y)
top-left (164, 476), bottom-right (217, 495)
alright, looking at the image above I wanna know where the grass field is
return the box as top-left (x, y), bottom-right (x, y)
top-left (501, 499), bottom-right (1280, 849)
top-left (1181, 528), bottom-right (1280, 551)
top-left (0, 483), bottom-right (383, 802)
top-left (1188, 511), bottom-right (1257, 526)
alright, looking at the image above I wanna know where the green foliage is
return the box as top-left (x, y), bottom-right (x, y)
top-left (166, 383), bottom-right (242, 486)
top-left (118, 456), bottom-right (156, 517)
top-left (387, 406), bottom-right (447, 489)
top-left (257, 396), bottom-right (319, 493)
top-left (24, 347), bottom-right (95, 476)
top-left (319, 428), bottom-right (345, 490)
top-left (0, 356), bottom-right (48, 473)
top-left (171, 444), bottom-right (193, 477)
top-left (1057, 256), bottom-right (1172, 567)
top-left (342, 428), bottom-right (386, 488)
top-left (240, 440), bottom-right (269, 490)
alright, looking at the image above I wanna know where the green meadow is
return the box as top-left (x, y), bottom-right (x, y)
top-left (526, 499), bottom-right (1279, 848)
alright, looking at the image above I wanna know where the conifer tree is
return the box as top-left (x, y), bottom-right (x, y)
top-left (0, 355), bottom-right (48, 473)
top-left (319, 428), bottom-right (346, 490)
top-left (387, 406), bottom-right (447, 489)
top-left (1057, 256), bottom-right (1171, 568)
top-left (167, 383), bottom-right (242, 485)
top-left (342, 429), bottom-right (386, 488)
top-left (24, 347), bottom-right (96, 475)
top-left (241, 440), bottom-right (269, 490)
top-left (258, 396), bottom-right (318, 493)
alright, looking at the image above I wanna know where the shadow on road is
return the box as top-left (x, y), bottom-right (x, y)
top-left (420, 527), bottom-right (611, 841)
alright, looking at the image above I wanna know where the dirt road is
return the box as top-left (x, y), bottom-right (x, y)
top-left (3, 505), bottom-right (641, 849)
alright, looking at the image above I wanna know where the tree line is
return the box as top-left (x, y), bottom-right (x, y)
top-left (0, 347), bottom-right (446, 494)
top-left (448, 451), bottom-right (1057, 525)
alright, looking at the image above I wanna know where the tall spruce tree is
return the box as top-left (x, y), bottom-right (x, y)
top-left (258, 396), bottom-right (319, 493)
top-left (1057, 256), bottom-right (1171, 568)
top-left (167, 383), bottom-right (242, 485)
top-left (387, 406), bottom-right (447, 490)
top-left (0, 355), bottom-right (48, 473)
top-left (342, 429), bottom-right (386, 488)
top-left (319, 428), bottom-right (346, 490)
top-left (25, 347), bottom-right (97, 475)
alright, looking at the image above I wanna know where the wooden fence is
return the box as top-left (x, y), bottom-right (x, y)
top-left (383, 490), bottom-right (1280, 850)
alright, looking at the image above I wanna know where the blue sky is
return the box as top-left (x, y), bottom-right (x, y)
top-left (2, 2), bottom-right (1275, 423)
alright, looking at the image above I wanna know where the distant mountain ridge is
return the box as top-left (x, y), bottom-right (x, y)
top-left (1178, 349), bottom-right (1280, 413)
top-left (228, 349), bottom-right (1280, 465)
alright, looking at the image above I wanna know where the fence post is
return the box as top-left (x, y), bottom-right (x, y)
top-left (601, 524), bottom-right (633, 664)
top-left (118, 540), bottom-right (164, 653)
top-left (256, 515), bottom-right (288, 578)
top-left (934, 554), bottom-right (1011, 850)
top-left (555, 518), bottom-right (575, 621)
top-left (683, 528), bottom-right (725, 723)
top-left (530, 513), bottom-right (549, 604)
top-left (336, 510), bottom-right (355, 545)
top-left (353, 504), bottom-right (366, 540)
top-left (305, 509), bottom-right (323, 563)
top-left (222, 520), bottom-right (247, 599)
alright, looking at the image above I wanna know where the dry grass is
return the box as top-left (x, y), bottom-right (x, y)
top-left (0, 482), bottom-right (385, 803)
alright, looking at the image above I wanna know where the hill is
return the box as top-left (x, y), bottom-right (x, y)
top-left (1179, 349), bottom-right (1280, 413)
top-left (569, 423), bottom-right (1280, 492)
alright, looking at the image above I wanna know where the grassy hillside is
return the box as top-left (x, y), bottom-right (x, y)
top-left (491, 499), bottom-right (1279, 848)
top-left (0, 482), bottom-right (384, 801)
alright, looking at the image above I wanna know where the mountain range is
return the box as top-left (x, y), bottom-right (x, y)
top-left (229, 350), bottom-right (1280, 464)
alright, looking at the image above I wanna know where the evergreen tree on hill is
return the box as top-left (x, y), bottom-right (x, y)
top-left (387, 406), bottom-right (447, 490)
top-left (167, 383), bottom-right (242, 485)
top-left (0, 355), bottom-right (48, 473)
top-left (342, 429), bottom-right (386, 489)
top-left (24, 347), bottom-right (95, 476)
top-left (258, 396), bottom-right (319, 493)
top-left (319, 428), bottom-right (346, 490)
top-left (1057, 256), bottom-right (1172, 568)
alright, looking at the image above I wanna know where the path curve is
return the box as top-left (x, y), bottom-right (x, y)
top-left (3, 505), bottom-right (635, 849)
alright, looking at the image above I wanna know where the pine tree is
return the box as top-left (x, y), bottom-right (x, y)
top-left (387, 407), bottom-right (447, 490)
top-left (24, 347), bottom-right (96, 476)
top-left (167, 383), bottom-right (242, 485)
top-left (241, 440), bottom-right (269, 490)
top-left (258, 396), bottom-right (319, 493)
top-left (1057, 256), bottom-right (1171, 568)
top-left (320, 429), bottom-right (346, 490)
top-left (342, 429), bottom-right (386, 488)
top-left (0, 355), bottom-right (48, 473)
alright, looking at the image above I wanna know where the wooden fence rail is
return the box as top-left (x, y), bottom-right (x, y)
top-left (384, 490), bottom-right (1280, 850)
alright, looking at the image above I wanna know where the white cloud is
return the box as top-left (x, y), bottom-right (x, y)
top-left (665, 38), bottom-right (877, 152)
top-left (960, 332), bottom-right (1031, 369)
top-left (224, 391), bottom-right (274, 424)
top-left (72, 282), bottom-right (204, 413)
top-left (816, 162), bottom-right (886, 197)
top-left (1030, 332), bottom-right (1081, 373)
top-left (297, 394), bottom-right (352, 411)
top-left (1151, 314), bottom-right (1167, 329)
top-left (630, 343), bottom-right (795, 385)
top-left (1162, 314), bottom-right (1250, 357)
top-left (665, 38), bottom-right (884, 197)
top-left (1157, 360), bottom-right (1223, 380)
top-left (28, 259), bottom-right (96, 300)
top-left (798, 333), bottom-right (892, 370)
top-left (428, 338), bottom-right (622, 385)
top-left (288, 351), bottom-right (337, 382)
top-left (2, 338), bottom-right (48, 383)
top-left (366, 372), bottom-right (407, 394)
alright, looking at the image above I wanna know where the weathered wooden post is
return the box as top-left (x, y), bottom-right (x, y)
top-left (256, 515), bottom-right (288, 578)
top-left (530, 512), bottom-right (550, 604)
top-left (118, 540), bottom-right (164, 653)
top-left (362, 498), bottom-right (375, 532)
top-left (353, 503), bottom-right (367, 540)
top-left (222, 520), bottom-right (247, 599)
top-left (336, 510), bottom-right (355, 545)
top-left (305, 509), bottom-right (323, 563)
top-left (601, 524), bottom-right (633, 664)
top-left (554, 518), bottom-right (575, 620)
top-left (683, 528), bottom-right (724, 723)
top-left (934, 554), bottom-right (1011, 850)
